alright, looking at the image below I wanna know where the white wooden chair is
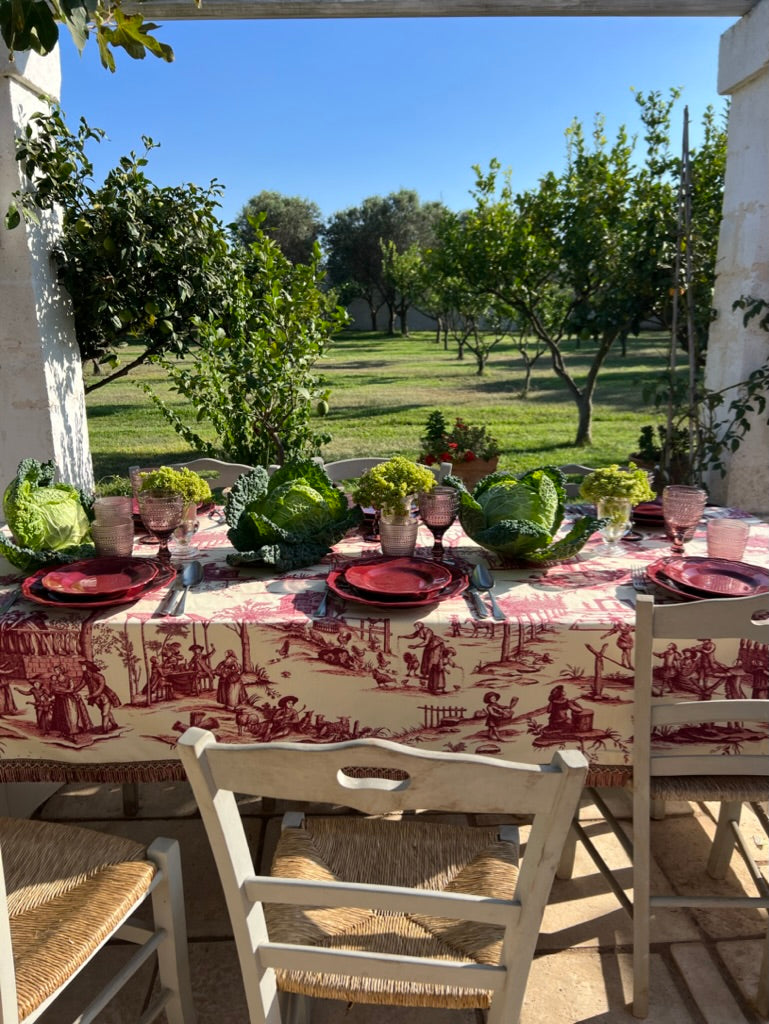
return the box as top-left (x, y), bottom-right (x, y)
top-left (322, 457), bottom-right (453, 484)
top-left (179, 729), bottom-right (587, 1024)
top-left (0, 818), bottom-right (195, 1024)
top-left (556, 463), bottom-right (596, 498)
top-left (169, 457), bottom-right (255, 489)
top-left (569, 592), bottom-right (769, 1018)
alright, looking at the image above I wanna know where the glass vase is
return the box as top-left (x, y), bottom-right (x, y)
top-left (379, 512), bottom-right (419, 557)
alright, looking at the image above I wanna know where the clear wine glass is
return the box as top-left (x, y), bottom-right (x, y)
top-left (138, 491), bottom-right (184, 563)
top-left (418, 486), bottom-right (460, 559)
top-left (169, 503), bottom-right (200, 560)
top-left (662, 485), bottom-right (707, 556)
top-left (596, 497), bottom-right (632, 555)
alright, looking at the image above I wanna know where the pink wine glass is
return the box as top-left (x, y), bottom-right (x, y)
top-left (418, 486), bottom-right (460, 558)
top-left (662, 485), bottom-right (707, 556)
top-left (138, 491), bottom-right (184, 563)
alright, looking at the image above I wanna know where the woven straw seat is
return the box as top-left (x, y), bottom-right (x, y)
top-left (649, 773), bottom-right (769, 804)
top-left (266, 817), bottom-right (519, 1008)
top-left (0, 817), bottom-right (195, 1024)
top-left (179, 729), bottom-right (586, 1024)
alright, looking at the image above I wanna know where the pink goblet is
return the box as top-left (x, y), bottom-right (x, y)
top-left (138, 491), bottom-right (184, 563)
top-left (418, 486), bottom-right (460, 558)
top-left (662, 485), bottom-right (707, 556)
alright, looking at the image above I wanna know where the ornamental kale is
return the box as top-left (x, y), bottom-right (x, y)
top-left (1, 458), bottom-right (94, 571)
top-left (224, 460), bottom-right (363, 571)
top-left (446, 466), bottom-right (600, 565)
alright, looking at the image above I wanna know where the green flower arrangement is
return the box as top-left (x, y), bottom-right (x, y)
top-left (139, 466), bottom-right (212, 504)
top-left (352, 456), bottom-right (435, 517)
top-left (579, 463), bottom-right (655, 507)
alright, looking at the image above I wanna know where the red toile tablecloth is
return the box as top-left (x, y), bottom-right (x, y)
top-left (1, 508), bottom-right (767, 786)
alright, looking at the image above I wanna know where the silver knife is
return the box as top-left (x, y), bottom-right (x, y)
top-left (468, 587), bottom-right (490, 618)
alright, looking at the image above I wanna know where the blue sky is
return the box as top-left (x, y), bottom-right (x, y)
top-left (59, 15), bottom-right (735, 228)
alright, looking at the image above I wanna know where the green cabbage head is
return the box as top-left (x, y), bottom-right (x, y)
top-left (447, 466), bottom-right (600, 565)
top-left (1, 458), bottom-right (93, 570)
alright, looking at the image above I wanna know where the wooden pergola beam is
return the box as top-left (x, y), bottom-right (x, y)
top-left (130, 0), bottom-right (757, 21)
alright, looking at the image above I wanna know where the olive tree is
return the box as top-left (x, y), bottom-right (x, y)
top-left (232, 191), bottom-right (323, 265)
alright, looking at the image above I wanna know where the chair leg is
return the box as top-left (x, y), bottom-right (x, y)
top-left (279, 990), bottom-right (311, 1024)
top-left (757, 926), bottom-right (769, 1019)
top-left (146, 838), bottom-right (197, 1024)
top-left (707, 801), bottom-right (740, 880)
top-left (632, 807), bottom-right (651, 1018)
top-left (122, 781), bottom-right (140, 817)
top-left (556, 822), bottom-right (578, 880)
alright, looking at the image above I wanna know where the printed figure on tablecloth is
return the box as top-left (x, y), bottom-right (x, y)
top-left (79, 658), bottom-right (121, 733)
top-left (476, 690), bottom-right (519, 741)
top-left (188, 644), bottom-right (216, 690)
top-left (402, 621), bottom-right (458, 694)
top-left (0, 657), bottom-right (20, 715)
top-left (50, 665), bottom-right (92, 742)
top-left (17, 680), bottom-right (53, 733)
top-left (215, 650), bottom-right (246, 709)
top-left (600, 621), bottom-right (634, 669)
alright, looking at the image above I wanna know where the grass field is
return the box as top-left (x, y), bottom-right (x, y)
top-left (85, 329), bottom-right (674, 482)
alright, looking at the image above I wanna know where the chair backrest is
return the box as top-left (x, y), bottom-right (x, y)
top-left (556, 464), bottom-right (596, 498)
top-left (634, 592), bottom-right (769, 783)
top-left (169, 457), bottom-right (255, 489)
top-left (322, 457), bottom-right (453, 484)
top-left (179, 729), bottom-right (587, 1024)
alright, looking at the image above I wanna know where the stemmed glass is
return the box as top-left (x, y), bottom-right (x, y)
top-left (138, 491), bottom-right (184, 563)
top-left (662, 485), bottom-right (707, 556)
top-left (596, 497), bottom-right (632, 555)
top-left (418, 486), bottom-right (460, 559)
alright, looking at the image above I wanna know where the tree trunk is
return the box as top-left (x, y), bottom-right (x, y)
top-left (369, 305), bottom-right (377, 332)
top-left (399, 304), bottom-right (409, 336)
top-left (574, 390), bottom-right (594, 446)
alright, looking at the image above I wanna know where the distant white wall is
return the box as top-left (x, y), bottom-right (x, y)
top-left (0, 48), bottom-right (93, 520)
top-left (346, 297), bottom-right (438, 333)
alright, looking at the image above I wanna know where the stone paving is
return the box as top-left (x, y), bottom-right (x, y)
top-left (31, 781), bottom-right (768, 1024)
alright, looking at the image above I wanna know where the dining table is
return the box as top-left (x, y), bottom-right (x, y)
top-left (0, 503), bottom-right (767, 787)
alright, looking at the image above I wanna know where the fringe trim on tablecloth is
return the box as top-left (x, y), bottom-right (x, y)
top-left (0, 759), bottom-right (187, 784)
top-left (585, 765), bottom-right (632, 788)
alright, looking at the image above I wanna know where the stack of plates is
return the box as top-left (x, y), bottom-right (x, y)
top-left (632, 501), bottom-right (665, 528)
top-left (22, 556), bottom-right (176, 609)
top-left (644, 556), bottom-right (769, 602)
top-left (326, 556), bottom-right (468, 608)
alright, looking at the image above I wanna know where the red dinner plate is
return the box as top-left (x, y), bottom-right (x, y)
top-left (659, 556), bottom-right (769, 598)
top-left (644, 560), bottom-right (700, 602)
top-left (42, 557), bottom-right (158, 597)
top-left (22, 561), bottom-right (175, 609)
top-left (343, 557), bottom-right (451, 597)
top-left (327, 562), bottom-right (468, 608)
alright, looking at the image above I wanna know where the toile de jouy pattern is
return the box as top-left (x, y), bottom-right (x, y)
top-left (1, 509), bottom-right (767, 786)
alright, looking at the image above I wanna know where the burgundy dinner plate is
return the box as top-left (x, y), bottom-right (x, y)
top-left (23, 561), bottom-right (175, 609)
top-left (659, 556), bottom-right (769, 598)
top-left (327, 561), bottom-right (468, 608)
top-left (42, 557), bottom-right (158, 597)
top-left (644, 560), bottom-right (701, 602)
top-left (343, 556), bottom-right (451, 597)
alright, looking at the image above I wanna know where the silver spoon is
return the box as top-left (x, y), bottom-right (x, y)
top-left (472, 563), bottom-right (505, 621)
top-left (172, 560), bottom-right (203, 616)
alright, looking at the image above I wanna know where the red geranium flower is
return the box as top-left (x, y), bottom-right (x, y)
top-left (464, 450), bottom-right (476, 461)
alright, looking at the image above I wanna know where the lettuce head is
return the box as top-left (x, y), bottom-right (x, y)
top-left (1, 458), bottom-right (94, 571)
top-left (225, 460), bottom-right (362, 571)
top-left (447, 466), bottom-right (600, 565)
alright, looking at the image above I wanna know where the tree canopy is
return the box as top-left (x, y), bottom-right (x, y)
top-left (231, 191), bottom-right (323, 265)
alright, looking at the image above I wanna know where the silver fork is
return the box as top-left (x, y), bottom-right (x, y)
top-left (630, 565), bottom-right (650, 592)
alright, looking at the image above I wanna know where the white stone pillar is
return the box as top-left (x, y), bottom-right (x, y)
top-left (705, 0), bottom-right (769, 516)
top-left (0, 48), bottom-right (93, 521)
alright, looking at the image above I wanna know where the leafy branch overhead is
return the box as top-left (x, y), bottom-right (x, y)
top-left (0, 0), bottom-right (174, 71)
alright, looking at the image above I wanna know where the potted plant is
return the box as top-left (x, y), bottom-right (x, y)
top-left (419, 410), bottom-right (501, 490)
top-left (579, 463), bottom-right (656, 548)
top-left (629, 424), bottom-right (691, 492)
top-left (352, 456), bottom-right (435, 556)
top-left (139, 466), bottom-right (213, 558)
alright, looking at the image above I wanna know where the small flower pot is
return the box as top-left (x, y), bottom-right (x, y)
top-left (449, 457), bottom-right (499, 491)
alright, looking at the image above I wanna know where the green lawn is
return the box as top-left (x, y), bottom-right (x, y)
top-left (85, 330), bottom-right (673, 482)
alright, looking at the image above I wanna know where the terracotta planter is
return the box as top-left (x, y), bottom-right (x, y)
top-left (449, 457), bottom-right (499, 491)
